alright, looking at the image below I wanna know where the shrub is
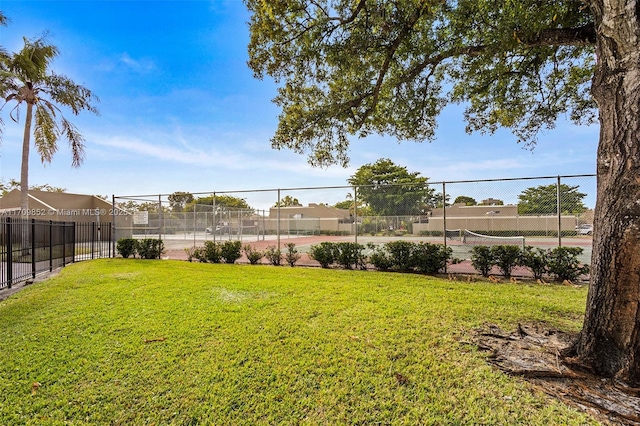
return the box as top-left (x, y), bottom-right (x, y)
top-left (470, 246), bottom-right (494, 277)
top-left (219, 241), bottom-right (242, 264)
top-left (308, 242), bottom-right (336, 268)
top-left (333, 242), bottom-right (366, 269)
top-left (190, 247), bottom-right (205, 262)
top-left (384, 241), bottom-right (415, 271)
top-left (184, 246), bottom-right (197, 262)
top-left (546, 247), bottom-right (590, 282)
top-left (412, 242), bottom-right (452, 274)
top-left (490, 245), bottom-right (522, 278)
top-left (367, 243), bottom-right (393, 271)
top-left (243, 245), bottom-right (263, 265)
top-left (116, 238), bottom-right (137, 258)
top-left (136, 239), bottom-right (164, 259)
top-left (520, 246), bottom-right (548, 280)
top-left (202, 241), bottom-right (223, 263)
top-left (284, 243), bottom-right (301, 267)
top-left (264, 246), bottom-right (283, 266)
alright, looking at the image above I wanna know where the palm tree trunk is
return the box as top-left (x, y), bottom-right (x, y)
top-left (20, 102), bottom-right (34, 256)
top-left (20, 102), bottom-right (33, 214)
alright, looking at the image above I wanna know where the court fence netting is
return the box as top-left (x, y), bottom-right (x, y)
top-left (111, 174), bottom-right (595, 265)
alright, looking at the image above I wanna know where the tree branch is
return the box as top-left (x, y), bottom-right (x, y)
top-left (522, 23), bottom-right (596, 47)
top-left (358, 4), bottom-right (431, 125)
top-left (324, 0), bottom-right (367, 25)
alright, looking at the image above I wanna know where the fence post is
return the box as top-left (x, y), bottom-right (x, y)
top-left (49, 220), bottom-right (53, 272)
top-left (557, 176), bottom-right (562, 247)
top-left (62, 222), bottom-right (67, 266)
top-left (212, 193), bottom-right (217, 244)
top-left (6, 217), bottom-right (12, 289)
top-left (31, 219), bottom-right (36, 279)
top-left (111, 195), bottom-right (116, 258)
top-left (354, 186), bottom-right (358, 244)
top-left (107, 222), bottom-right (112, 258)
top-left (110, 222), bottom-right (113, 258)
top-left (92, 222), bottom-right (96, 260)
top-left (442, 182), bottom-right (447, 274)
top-left (158, 195), bottom-right (163, 240)
top-left (277, 188), bottom-right (281, 251)
top-left (72, 222), bottom-right (77, 263)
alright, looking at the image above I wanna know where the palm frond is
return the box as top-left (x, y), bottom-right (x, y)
top-left (0, 72), bottom-right (21, 101)
top-left (9, 36), bottom-right (58, 82)
top-left (60, 117), bottom-right (85, 167)
top-left (34, 102), bottom-right (59, 164)
top-left (7, 101), bottom-right (20, 123)
top-left (3, 35), bottom-right (96, 173)
top-left (44, 73), bottom-right (99, 115)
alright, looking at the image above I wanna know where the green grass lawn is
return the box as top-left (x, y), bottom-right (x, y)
top-left (0, 259), bottom-right (597, 425)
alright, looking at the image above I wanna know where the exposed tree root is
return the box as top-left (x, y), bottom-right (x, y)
top-left (473, 323), bottom-right (640, 426)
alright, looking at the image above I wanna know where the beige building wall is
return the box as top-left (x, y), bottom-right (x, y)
top-left (414, 215), bottom-right (578, 235)
top-left (269, 203), bottom-right (351, 220)
top-left (0, 190), bottom-right (130, 226)
top-left (264, 203), bottom-right (351, 234)
top-left (263, 217), bottom-right (343, 233)
top-left (430, 203), bottom-right (518, 217)
top-left (414, 203), bottom-right (579, 235)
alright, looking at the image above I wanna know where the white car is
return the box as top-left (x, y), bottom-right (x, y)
top-left (576, 224), bottom-right (593, 235)
top-left (206, 225), bottom-right (230, 234)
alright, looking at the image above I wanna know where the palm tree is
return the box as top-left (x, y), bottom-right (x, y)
top-left (1, 36), bottom-right (98, 213)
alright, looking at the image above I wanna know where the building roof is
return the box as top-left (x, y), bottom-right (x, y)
top-left (0, 189), bottom-right (126, 221)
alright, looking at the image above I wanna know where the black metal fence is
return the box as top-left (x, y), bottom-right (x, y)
top-left (0, 218), bottom-right (113, 290)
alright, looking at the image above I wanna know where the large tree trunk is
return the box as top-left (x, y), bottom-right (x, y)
top-left (576, 0), bottom-right (640, 387)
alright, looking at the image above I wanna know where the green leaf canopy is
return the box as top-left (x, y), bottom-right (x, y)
top-left (348, 158), bottom-right (434, 216)
top-left (517, 183), bottom-right (587, 215)
top-left (246, 0), bottom-right (595, 167)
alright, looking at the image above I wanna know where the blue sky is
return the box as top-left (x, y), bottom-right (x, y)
top-left (0, 0), bottom-right (598, 209)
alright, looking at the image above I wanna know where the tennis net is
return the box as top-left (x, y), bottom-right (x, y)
top-left (462, 229), bottom-right (525, 248)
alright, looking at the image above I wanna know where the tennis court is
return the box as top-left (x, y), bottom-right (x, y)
top-left (157, 231), bottom-right (592, 280)
top-left (116, 174), bottom-right (595, 278)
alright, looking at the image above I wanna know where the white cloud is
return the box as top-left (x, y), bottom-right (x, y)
top-left (94, 135), bottom-right (212, 165)
top-left (88, 122), bottom-right (354, 180)
top-left (119, 53), bottom-right (156, 74)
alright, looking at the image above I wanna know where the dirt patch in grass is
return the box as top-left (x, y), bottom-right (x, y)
top-left (473, 323), bottom-right (640, 426)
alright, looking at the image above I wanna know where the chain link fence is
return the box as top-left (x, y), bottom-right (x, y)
top-left (113, 174), bottom-right (595, 264)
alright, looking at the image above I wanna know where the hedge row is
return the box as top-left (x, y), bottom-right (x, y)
top-left (184, 241), bottom-right (243, 264)
top-left (182, 241), bottom-right (302, 267)
top-left (118, 238), bottom-right (589, 282)
top-left (471, 245), bottom-right (589, 281)
top-left (116, 238), bottom-right (165, 259)
top-left (308, 241), bottom-right (452, 274)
